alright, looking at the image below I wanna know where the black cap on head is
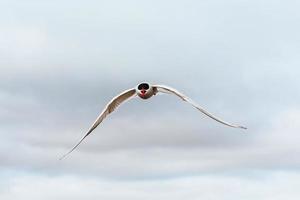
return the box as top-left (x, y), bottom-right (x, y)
top-left (138, 83), bottom-right (149, 90)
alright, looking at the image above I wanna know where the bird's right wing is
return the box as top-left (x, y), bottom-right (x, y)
top-left (153, 85), bottom-right (247, 129)
top-left (60, 88), bottom-right (137, 160)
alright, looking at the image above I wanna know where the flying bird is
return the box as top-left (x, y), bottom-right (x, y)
top-left (60, 83), bottom-right (246, 159)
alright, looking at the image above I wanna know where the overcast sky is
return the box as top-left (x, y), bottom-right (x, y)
top-left (1, 0), bottom-right (300, 199)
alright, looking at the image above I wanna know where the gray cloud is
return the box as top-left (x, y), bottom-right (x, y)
top-left (1, 0), bottom-right (300, 199)
top-left (1, 108), bottom-right (299, 179)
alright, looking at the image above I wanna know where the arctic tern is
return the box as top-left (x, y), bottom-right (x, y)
top-left (60, 83), bottom-right (246, 159)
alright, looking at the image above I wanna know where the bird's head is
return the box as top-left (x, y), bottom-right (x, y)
top-left (137, 82), bottom-right (152, 99)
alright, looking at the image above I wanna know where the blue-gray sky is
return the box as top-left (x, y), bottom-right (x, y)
top-left (1, 0), bottom-right (300, 199)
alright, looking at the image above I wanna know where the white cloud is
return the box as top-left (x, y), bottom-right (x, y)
top-left (0, 26), bottom-right (47, 63)
top-left (1, 171), bottom-right (300, 200)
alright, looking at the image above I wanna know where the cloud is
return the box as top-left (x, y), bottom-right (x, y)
top-left (0, 26), bottom-right (47, 61)
top-left (1, 106), bottom-right (299, 178)
top-left (0, 0), bottom-right (300, 199)
top-left (1, 171), bottom-right (300, 200)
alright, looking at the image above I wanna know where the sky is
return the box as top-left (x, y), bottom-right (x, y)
top-left (1, 0), bottom-right (300, 199)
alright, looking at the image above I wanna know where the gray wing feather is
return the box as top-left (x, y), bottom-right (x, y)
top-left (153, 85), bottom-right (247, 129)
top-left (60, 88), bottom-right (136, 160)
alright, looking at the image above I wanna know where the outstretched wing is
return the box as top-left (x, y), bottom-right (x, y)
top-left (153, 85), bottom-right (247, 129)
top-left (60, 88), bottom-right (137, 160)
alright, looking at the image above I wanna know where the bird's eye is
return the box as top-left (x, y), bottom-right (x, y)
top-left (138, 83), bottom-right (149, 90)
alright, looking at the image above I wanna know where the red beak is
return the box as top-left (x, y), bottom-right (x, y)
top-left (141, 89), bottom-right (146, 96)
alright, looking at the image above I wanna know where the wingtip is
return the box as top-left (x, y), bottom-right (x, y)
top-left (239, 126), bottom-right (247, 130)
top-left (59, 151), bottom-right (72, 161)
top-left (59, 154), bottom-right (67, 161)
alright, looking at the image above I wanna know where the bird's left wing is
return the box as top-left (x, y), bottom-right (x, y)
top-left (153, 84), bottom-right (247, 129)
top-left (60, 88), bottom-right (137, 160)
